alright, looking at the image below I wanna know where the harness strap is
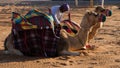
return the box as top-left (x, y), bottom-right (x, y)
top-left (68, 12), bottom-right (71, 21)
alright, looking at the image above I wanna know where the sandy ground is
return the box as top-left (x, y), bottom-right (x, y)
top-left (0, 6), bottom-right (120, 68)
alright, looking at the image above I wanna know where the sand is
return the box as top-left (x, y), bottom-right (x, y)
top-left (0, 6), bottom-right (120, 68)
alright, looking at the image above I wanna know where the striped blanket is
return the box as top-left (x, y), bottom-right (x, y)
top-left (11, 9), bottom-right (60, 57)
top-left (12, 9), bottom-right (54, 30)
top-left (61, 20), bottom-right (80, 37)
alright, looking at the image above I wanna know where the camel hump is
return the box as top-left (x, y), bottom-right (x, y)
top-left (11, 9), bottom-right (54, 31)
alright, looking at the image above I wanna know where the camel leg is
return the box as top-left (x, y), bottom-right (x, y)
top-left (88, 22), bottom-right (102, 43)
top-left (5, 49), bottom-right (23, 56)
top-left (4, 33), bottom-right (23, 56)
top-left (57, 32), bottom-right (80, 56)
top-left (59, 50), bottom-right (80, 56)
top-left (83, 23), bottom-right (103, 50)
top-left (88, 29), bottom-right (98, 43)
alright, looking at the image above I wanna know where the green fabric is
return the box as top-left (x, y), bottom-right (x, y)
top-left (108, 10), bottom-right (112, 16)
top-left (102, 15), bottom-right (106, 22)
top-left (24, 9), bottom-right (54, 24)
top-left (12, 12), bottom-right (23, 24)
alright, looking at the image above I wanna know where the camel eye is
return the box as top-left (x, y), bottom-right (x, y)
top-left (101, 9), bottom-right (105, 12)
top-left (87, 12), bottom-right (91, 15)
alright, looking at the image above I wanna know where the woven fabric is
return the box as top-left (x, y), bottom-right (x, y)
top-left (12, 9), bottom-right (54, 30)
top-left (104, 9), bottom-right (112, 16)
top-left (13, 29), bottom-right (59, 57)
top-left (61, 20), bottom-right (80, 37)
top-left (12, 12), bottom-right (37, 30)
top-left (11, 9), bottom-right (60, 57)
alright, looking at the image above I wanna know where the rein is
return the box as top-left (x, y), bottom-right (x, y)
top-left (68, 12), bottom-right (71, 21)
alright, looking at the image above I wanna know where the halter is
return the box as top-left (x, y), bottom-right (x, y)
top-left (104, 9), bottom-right (112, 16)
top-left (99, 14), bottom-right (106, 22)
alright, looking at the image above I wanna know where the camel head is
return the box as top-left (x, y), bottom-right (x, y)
top-left (80, 11), bottom-right (106, 29)
top-left (95, 6), bottom-right (112, 16)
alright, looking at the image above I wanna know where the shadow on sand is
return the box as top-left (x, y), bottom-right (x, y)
top-left (0, 50), bottom-right (50, 63)
top-left (0, 49), bottom-right (73, 63)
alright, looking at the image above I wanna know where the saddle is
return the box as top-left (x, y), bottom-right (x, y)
top-left (11, 9), bottom-right (80, 57)
top-left (11, 9), bottom-right (59, 57)
top-left (61, 20), bottom-right (80, 37)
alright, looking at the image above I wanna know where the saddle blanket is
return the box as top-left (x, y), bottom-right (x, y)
top-left (11, 9), bottom-right (60, 57)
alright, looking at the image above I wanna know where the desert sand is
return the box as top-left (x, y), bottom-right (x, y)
top-left (0, 5), bottom-right (120, 68)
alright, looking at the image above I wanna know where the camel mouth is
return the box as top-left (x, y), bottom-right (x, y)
top-left (95, 6), bottom-right (112, 17)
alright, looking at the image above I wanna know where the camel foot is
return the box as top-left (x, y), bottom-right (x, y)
top-left (83, 45), bottom-right (95, 50)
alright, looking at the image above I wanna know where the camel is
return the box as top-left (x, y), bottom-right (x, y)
top-left (87, 6), bottom-right (112, 48)
top-left (4, 10), bottom-right (106, 56)
top-left (56, 11), bottom-right (106, 56)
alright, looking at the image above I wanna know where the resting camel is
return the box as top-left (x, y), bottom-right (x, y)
top-left (56, 11), bottom-right (106, 56)
top-left (4, 10), bottom-right (106, 56)
top-left (87, 6), bottom-right (112, 47)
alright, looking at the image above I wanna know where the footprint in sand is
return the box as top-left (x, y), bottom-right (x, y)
top-left (116, 41), bottom-right (120, 45)
top-left (56, 56), bottom-right (70, 60)
top-left (89, 62), bottom-right (98, 65)
top-left (115, 59), bottom-right (120, 62)
top-left (75, 60), bottom-right (83, 64)
top-left (51, 62), bottom-right (68, 67)
top-left (109, 65), bottom-right (120, 68)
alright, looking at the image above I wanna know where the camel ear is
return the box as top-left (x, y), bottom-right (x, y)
top-left (86, 10), bottom-right (91, 15)
top-left (86, 10), bottom-right (90, 13)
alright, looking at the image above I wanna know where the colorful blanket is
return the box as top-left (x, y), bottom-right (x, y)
top-left (13, 29), bottom-right (59, 57)
top-left (12, 12), bottom-right (37, 30)
top-left (12, 9), bottom-right (54, 31)
top-left (11, 9), bottom-right (60, 57)
top-left (61, 20), bottom-right (80, 37)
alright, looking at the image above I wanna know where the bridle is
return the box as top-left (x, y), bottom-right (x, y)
top-left (98, 14), bottom-right (106, 22)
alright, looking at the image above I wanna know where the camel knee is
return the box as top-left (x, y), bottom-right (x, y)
top-left (5, 38), bottom-right (23, 56)
top-left (7, 48), bottom-right (23, 56)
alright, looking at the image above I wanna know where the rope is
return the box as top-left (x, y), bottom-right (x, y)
top-left (68, 12), bottom-right (71, 21)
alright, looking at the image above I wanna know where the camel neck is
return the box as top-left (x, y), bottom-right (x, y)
top-left (80, 25), bottom-right (91, 31)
